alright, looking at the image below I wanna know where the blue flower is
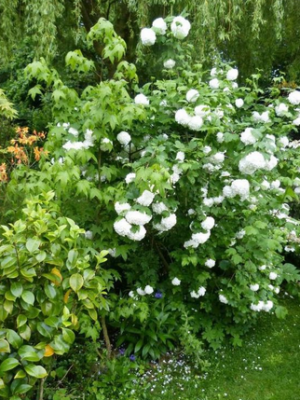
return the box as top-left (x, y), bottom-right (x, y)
top-left (129, 354), bottom-right (136, 361)
top-left (155, 291), bottom-right (163, 299)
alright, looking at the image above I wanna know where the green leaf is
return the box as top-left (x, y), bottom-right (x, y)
top-left (0, 358), bottom-right (19, 373)
top-left (14, 384), bottom-right (33, 395)
top-left (275, 306), bottom-right (288, 319)
top-left (18, 345), bottom-right (41, 362)
top-left (17, 315), bottom-right (27, 329)
top-left (21, 291), bottom-right (35, 305)
top-left (25, 364), bottom-right (47, 379)
top-left (11, 282), bottom-right (23, 298)
top-left (134, 339), bottom-right (143, 353)
top-left (62, 328), bottom-right (75, 345)
top-left (6, 330), bottom-right (23, 349)
top-left (70, 274), bottom-right (84, 292)
top-left (0, 339), bottom-right (10, 353)
top-left (26, 238), bottom-right (41, 253)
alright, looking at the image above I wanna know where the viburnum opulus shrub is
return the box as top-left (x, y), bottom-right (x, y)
top-left (13, 16), bottom-right (300, 349)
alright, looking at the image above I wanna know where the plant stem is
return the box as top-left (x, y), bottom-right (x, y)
top-left (100, 315), bottom-right (111, 358)
top-left (38, 378), bottom-right (45, 400)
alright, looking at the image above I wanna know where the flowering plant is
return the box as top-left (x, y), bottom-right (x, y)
top-left (13, 15), bottom-right (300, 350)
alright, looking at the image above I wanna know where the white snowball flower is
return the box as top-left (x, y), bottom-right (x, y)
top-left (217, 132), bottom-right (224, 143)
top-left (278, 136), bottom-right (289, 148)
top-left (205, 259), bottom-right (215, 268)
top-left (288, 91), bottom-right (300, 105)
top-left (144, 285), bottom-right (154, 295)
top-left (152, 18), bottom-right (167, 34)
top-left (170, 172), bottom-right (180, 184)
top-left (209, 78), bottom-right (219, 89)
top-left (231, 179), bottom-right (250, 200)
top-left (259, 265), bottom-right (267, 271)
top-left (210, 67), bottom-right (217, 77)
top-left (84, 230), bottom-right (93, 240)
top-left (136, 190), bottom-right (155, 206)
top-left (198, 287), bottom-right (206, 296)
top-left (171, 16), bottom-right (191, 40)
top-left (152, 202), bottom-right (168, 214)
top-left (127, 225), bottom-right (147, 241)
top-left (176, 151), bottom-right (185, 163)
top-left (175, 109), bottom-right (191, 126)
top-left (203, 146), bottom-right (212, 154)
top-left (117, 131), bottom-right (131, 146)
top-left (210, 152), bottom-right (225, 164)
top-left (269, 272), bottom-right (278, 280)
top-left (69, 127), bottom-right (79, 136)
top-left (128, 291), bottom-right (135, 298)
top-left (188, 116), bottom-right (203, 131)
top-left (164, 59), bottom-right (176, 69)
top-left (250, 284), bottom-right (260, 292)
top-left (201, 216), bottom-right (215, 231)
top-left (137, 288), bottom-right (146, 296)
top-left (140, 28), bottom-right (156, 46)
top-left (240, 127), bottom-right (256, 145)
top-left (271, 179), bottom-right (280, 189)
top-left (114, 218), bottom-right (132, 237)
top-left (250, 302), bottom-right (263, 312)
top-left (238, 151), bottom-right (266, 175)
top-left (264, 155), bottom-right (278, 171)
top-left (293, 117), bottom-right (300, 126)
top-left (125, 210), bottom-right (152, 225)
top-left (135, 93), bottom-right (149, 106)
top-left (108, 248), bottom-right (117, 257)
top-left (235, 98), bottom-right (244, 108)
top-left (236, 230), bottom-right (246, 239)
top-left (275, 103), bottom-right (288, 116)
top-left (219, 294), bottom-right (228, 304)
top-left (274, 287), bottom-right (280, 294)
top-left (115, 202), bottom-right (131, 215)
top-left (125, 172), bottom-right (136, 184)
top-left (262, 300), bottom-right (274, 312)
top-left (191, 231), bottom-right (211, 245)
top-left (223, 185), bottom-right (234, 198)
top-left (172, 277), bottom-right (181, 286)
top-left (227, 68), bottom-right (238, 80)
top-left (186, 89), bottom-right (199, 103)
top-left (195, 105), bottom-right (210, 117)
top-left (161, 213), bottom-right (177, 230)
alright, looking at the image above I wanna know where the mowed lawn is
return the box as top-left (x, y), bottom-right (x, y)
top-left (139, 295), bottom-right (300, 400)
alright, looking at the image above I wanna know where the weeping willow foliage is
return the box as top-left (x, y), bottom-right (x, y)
top-left (0, 0), bottom-right (299, 81)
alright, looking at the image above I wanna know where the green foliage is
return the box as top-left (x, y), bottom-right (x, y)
top-left (0, 192), bottom-right (112, 397)
top-left (0, 89), bottom-right (17, 119)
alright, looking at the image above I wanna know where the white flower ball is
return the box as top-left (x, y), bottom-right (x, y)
top-left (275, 103), bottom-right (288, 116)
top-left (194, 105), bottom-right (210, 117)
top-left (127, 225), bottom-right (147, 241)
top-left (188, 116), bottom-right (203, 131)
top-left (161, 213), bottom-right (177, 230)
top-left (84, 230), bottom-right (93, 240)
top-left (134, 93), bottom-right (149, 106)
top-left (209, 78), bottom-right (219, 89)
top-left (115, 202), bottom-right (131, 215)
top-left (171, 16), bottom-right (191, 40)
top-left (288, 91), bottom-right (300, 105)
top-left (205, 259), bottom-right (215, 268)
top-left (269, 272), bottom-right (278, 280)
top-left (217, 132), bottom-right (224, 143)
top-left (69, 127), bottom-right (79, 136)
top-left (186, 89), bottom-right (199, 103)
top-left (240, 127), bottom-right (256, 145)
top-left (250, 284), bottom-right (259, 292)
top-left (164, 59), bottom-right (176, 69)
top-left (219, 294), bottom-right (228, 304)
top-left (136, 190), bottom-right (155, 207)
top-left (144, 285), bottom-right (154, 295)
top-left (125, 172), bottom-right (136, 184)
top-left (210, 67), bottom-right (217, 77)
top-left (152, 18), bottom-right (167, 35)
top-left (172, 277), bottom-right (181, 286)
top-left (117, 131), bottom-right (131, 146)
top-left (152, 202), bottom-right (168, 214)
top-left (140, 28), bottom-right (156, 46)
top-left (203, 146), bottom-right (212, 154)
top-left (227, 68), bottom-right (238, 80)
top-left (175, 109), bottom-right (191, 126)
top-left (114, 218), bottom-right (132, 237)
top-left (201, 216), bottom-right (215, 231)
top-left (137, 288), bottom-right (146, 296)
top-left (235, 98), bottom-right (244, 108)
top-left (198, 287), bottom-right (206, 297)
top-left (125, 210), bottom-right (152, 226)
top-left (176, 151), bottom-right (185, 163)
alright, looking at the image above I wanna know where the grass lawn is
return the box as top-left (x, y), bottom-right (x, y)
top-left (137, 295), bottom-right (300, 400)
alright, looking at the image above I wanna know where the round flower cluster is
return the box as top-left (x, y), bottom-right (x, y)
top-left (190, 286), bottom-right (206, 298)
top-left (184, 216), bottom-right (215, 248)
top-left (239, 152), bottom-right (278, 175)
top-left (63, 129), bottom-right (95, 151)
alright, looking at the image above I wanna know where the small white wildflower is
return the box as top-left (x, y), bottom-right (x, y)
top-left (236, 230), bottom-right (245, 239)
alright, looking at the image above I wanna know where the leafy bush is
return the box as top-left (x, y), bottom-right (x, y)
top-left (0, 192), bottom-right (111, 398)
top-left (5, 15), bottom-right (300, 356)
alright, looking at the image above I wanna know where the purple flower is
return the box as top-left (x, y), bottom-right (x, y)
top-left (119, 348), bottom-right (125, 355)
top-left (155, 291), bottom-right (163, 299)
top-left (129, 354), bottom-right (136, 361)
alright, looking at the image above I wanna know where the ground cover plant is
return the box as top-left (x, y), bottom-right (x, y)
top-left (0, 12), bottom-right (300, 400)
